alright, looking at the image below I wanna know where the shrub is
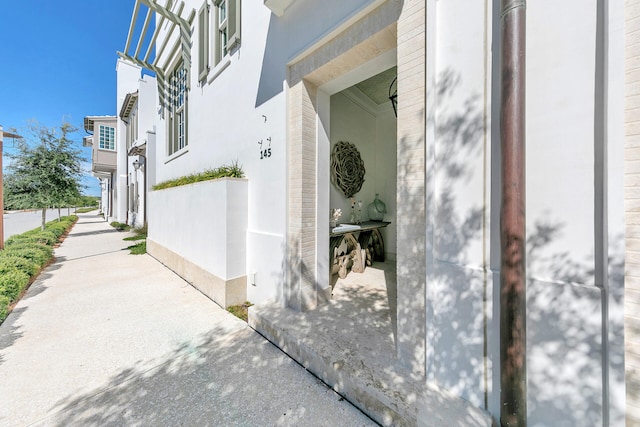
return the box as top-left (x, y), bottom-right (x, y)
top-left (44, 216), bottom-right (77, 237)
top-left (126, 241), bottom-right (146, 255)
top-left (152, 161), bottom-right (244, 191)
top-left (0, 214), bottom-right (77, 324)
top-left (110, 221), bottom-right (130, 231)
top-left (4, 245), bottom-right (53, 266)
top-left (46, 222), bottom-right (69, 237)
top-left (0, 295), bottom-right (9, 321)
top-left (6, 230), bottom-right (57, 246)
top-left (0, 269), bottom-right (30, 301)
top-left (123, 234), bottom-right (146, 241)
top-left (0, 255), bottom-right (39, 276)
top-left (75, 207), bottom-right (96, 213)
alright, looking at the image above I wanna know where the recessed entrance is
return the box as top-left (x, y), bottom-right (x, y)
top-left (326, 66), bottom-right (398, 341)
top-left (252, 2), bottom-right (429, 423)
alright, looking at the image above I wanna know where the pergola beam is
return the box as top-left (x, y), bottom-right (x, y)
top-left (134, 8), bottom-right (154, 59)
top-left (119, 0), bottom-right (193, 109)
top-left (143, 14), bottom-right (166, 63)
top-left (140, 0), bottom-right (190, 30)
top-left (123, 1), bottom-right (141, 56)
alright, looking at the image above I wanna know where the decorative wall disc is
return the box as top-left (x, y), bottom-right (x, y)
top-left (331, 141), bottom-right (365, 198)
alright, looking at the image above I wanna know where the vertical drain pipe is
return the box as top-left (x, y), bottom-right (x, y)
top-left (499, 0), bottom-right (527, 426)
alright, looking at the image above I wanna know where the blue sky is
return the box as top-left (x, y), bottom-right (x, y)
top-left (1, 1), bottom-right (136, 196)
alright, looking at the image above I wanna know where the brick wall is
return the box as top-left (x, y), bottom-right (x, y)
top-left (626, 0), bottom-right (640, 424)
top-left (396, 0), bottom-right (427, 376)
top-left (286, 79), bottom-right (319, 311)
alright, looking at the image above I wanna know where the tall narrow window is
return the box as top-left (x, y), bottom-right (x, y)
top-left (198, 2), bottom-right (210, 81)
top-left (99, 125), bottom-right (115, 151)
top-left (214, 0), bottom-right (240, 66)
top-left (168, 60), bottom-right (188, 155)
top-left (218, 0), bottom-right (228, 61)
top-left (126, 105), bottom-right (139, 151)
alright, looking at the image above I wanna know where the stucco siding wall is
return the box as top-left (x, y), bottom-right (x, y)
top-left (526, 2), bottom-right (604, 425)
top-left (115, 60), bottom-right (142, 224)
top-left (429, 0), bottom-right (625, 423)
top-left (147, 178), bottom-right (248, 281)
top-left (428, 0), bottom-right (492, 410)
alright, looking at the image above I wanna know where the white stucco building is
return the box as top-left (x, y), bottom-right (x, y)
top-left (82, 116), bottom-right (118, 219)
top-left (85, 62), bottom-right (157, 227)
top-left (116, 60), bottom-right (158, 229)
top-left (114, 0), bottom-right (635, 425)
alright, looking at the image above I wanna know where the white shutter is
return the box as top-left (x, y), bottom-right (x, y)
top-left (198, 2), bottom-right (210, 81)
top-left (226, 0), bottom-right (240, 51)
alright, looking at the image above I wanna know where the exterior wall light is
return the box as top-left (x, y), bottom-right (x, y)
top-left (389, 76), bottom-right (398, 117)
top-left (132, 157), bottom-right (145, 171)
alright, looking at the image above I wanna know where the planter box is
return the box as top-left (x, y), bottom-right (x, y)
top-left (147, 178), bottom-right (248, 307)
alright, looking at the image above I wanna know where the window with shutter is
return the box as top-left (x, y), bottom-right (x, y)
top-left (213, 0), bottom-right (240, 66)
top-left (168, 60), bottom-right (188, 155)
top-left (198, 2), bottom-right (210, 81)
top-left (226, 0), bottom-right (240, 51)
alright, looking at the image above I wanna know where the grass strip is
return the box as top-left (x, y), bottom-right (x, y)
top-left (227, 301), bottom-right (254, 322)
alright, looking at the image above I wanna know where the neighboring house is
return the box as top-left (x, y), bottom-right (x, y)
top-left (114, 0), bottom-right (632, 425)
top-left (117, 61), bottom-right (158, 228)
top-left (83, 116), bottom-right (118, 219)
top-left (85, 64), bottom-right (157, 227)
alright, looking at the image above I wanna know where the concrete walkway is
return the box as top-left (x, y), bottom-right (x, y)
top-left (0, 212), bottom-right (376, 427)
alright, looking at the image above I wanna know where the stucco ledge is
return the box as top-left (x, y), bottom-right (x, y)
top-left (147, 239), bottom-right (246, 308)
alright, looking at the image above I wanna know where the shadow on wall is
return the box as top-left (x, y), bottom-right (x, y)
top-left (255, 14), bottom-right (287, 108)
top-left (395, 104), bottom-right (428, 380)
top-left (427, 67), bottom-right (488, 407)
top-left (425, 66), bottom-right (624, 425)
top-left (526, 223), bottom-right (624, 425)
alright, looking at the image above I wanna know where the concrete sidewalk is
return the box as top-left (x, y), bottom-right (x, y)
top-left (0, 212), bottom-right (376, 426)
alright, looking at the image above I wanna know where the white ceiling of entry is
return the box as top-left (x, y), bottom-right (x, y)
top-left (354, 66), bottom-right (397, 105)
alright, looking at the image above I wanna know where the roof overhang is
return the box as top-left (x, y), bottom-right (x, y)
top-left (84, 117), bottom-right (94, 133)
top-left (264, 0), bottom-right (296, 16)
top-left (93, 171), bottom-right (113, 180)
top-left (128, 140), bottom-right (147, 157)
top-left (120, 91), bottom-right (139, 120)
top-left (83, 116), bottom-right (117, 134)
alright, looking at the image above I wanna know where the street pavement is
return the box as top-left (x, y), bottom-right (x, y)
top-left (0, 211), bottom-right (376, 427)
top-left (3, 209), bottom-right (78, 242)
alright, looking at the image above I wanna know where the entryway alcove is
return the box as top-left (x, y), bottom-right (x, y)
top-left (250, 2), bottom-right (430, 422)
top-left (327, 65), bottom-right (398, 344)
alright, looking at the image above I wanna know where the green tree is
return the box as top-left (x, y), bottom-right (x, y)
top-left (4, 122), bottom-right (84, 229)
top-left (75, 195), bottom-right (99, 208)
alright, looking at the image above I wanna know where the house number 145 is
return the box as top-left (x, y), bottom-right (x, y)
top-left (258, 137), bottom-right (272, 159)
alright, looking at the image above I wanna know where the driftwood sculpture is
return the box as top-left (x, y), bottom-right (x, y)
top-left (331, 141), bottom-right (365, 198)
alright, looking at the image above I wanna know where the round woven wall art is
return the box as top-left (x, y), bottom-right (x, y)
top-left (331, 141), bottom-right (365, 198)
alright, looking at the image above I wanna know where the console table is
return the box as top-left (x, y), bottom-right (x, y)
top-left (330, 221), bottom-right (390, 278)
